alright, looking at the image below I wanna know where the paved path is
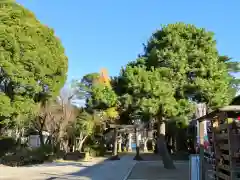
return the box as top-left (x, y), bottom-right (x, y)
top-left (0, 154), bottom-right (189, 180)
top-left (0, 155), bottom-right (136, 180)
top-left (127, 161), bottom-right (189, 180)
top-left (47, 155), bottom-right (136, 180)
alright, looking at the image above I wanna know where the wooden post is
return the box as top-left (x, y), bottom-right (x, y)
top-left (199, 120), bottom-right (205, 180)
top-left (196, 103), bottom-right (207, 180)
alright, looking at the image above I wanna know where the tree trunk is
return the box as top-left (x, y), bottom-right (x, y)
top-left (78, 141), bottom-right (84, 152)
top-left (15, 128), bottom-right (21, 145)
top-left (109, 128), bottom-right (120, 160)
top-left (77, 134), bottom-right (88, 152)
top-left (60, 139), bottom-right (69, 153)
top-left (157, 119), bottom-right (176, 169)
top-left (45, 136), bottom-right (51, 145)
top-left (39, 131), bottom-right (45, 146)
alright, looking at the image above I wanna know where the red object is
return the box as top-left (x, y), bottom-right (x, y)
top-left (237, 116), bottom-right (240, 121)
top-left (204, 141), bottom-right (209, 150)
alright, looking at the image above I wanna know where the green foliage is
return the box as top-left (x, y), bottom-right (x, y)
top-left (86, 83), bottom-right (120, 122)
top-left (31, 144), bottom-right (53, 158)
top-left (73, 72), bottom-right (100, 100)
top-left (220, 55), bottom-right (240, 73)
top-left (143, 23), bottom-right (235, 109)
top-left (86, 144), bottom-right (106, 157)
top-left (87, 84), bottom-right (118, 110)
top-left (1, 145), bottom-right (54, 166)
top-left (81, 73), bottom-right (100, 88)
top-left (120, 65), bottom-right (194, 120)
top-left (115, 23), bottom-right (235, 125)
top-left (0, 93), bottom-right (13, 122)
top-left (75, 72), bottom-right (119, 122)
top-left (219, 55), bottom-right (240, 93)
top-left (73, 110), bottom-right (95, 137)
top-left (0, 1), bottom-right (68, 124)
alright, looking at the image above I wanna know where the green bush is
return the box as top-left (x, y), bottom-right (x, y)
top-left (88, 144), bottom-right (106, 157)
top-left (0, 136), bottom-right (17, 157)
top-left (0, 145), bottom-right (55, 166)
top-left (31, 144), bottom-right (53, 156)
top-left (30, 145), bottom-right (55, 162)
top-left (64, 151), bottom-right (86, 161)
top-left (83, 147), bottom-right (90, 153)
top-left (1, 148), bottom-right (33, 166)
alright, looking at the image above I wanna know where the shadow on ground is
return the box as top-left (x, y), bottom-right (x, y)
top-left (42, 158), bottom-right (111, 180)
top-left (127, 161), bottom-right (189, 180)
top-left (140, 152), bottom-right (189, 161)
top-left (125, 152), bottom-right (189, 180)
top-left (0, 156), bottom-right (112, 180)
top-left (40, 154), bottom-right (135, 180)
top-left (40, 152), bottom-right (189, 180)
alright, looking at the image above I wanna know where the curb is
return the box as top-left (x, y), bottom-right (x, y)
top-left (122, 161), bottom-right (137, 180)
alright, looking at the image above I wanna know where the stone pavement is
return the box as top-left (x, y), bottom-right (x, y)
top-left (0, 153), bottom-right (189, 180)
top-left (0, 155), bottom-right (136, 180)
top-left (127, 161), bottom-right (189, 180)
top-left (48, 155), bottom-right (136, 180)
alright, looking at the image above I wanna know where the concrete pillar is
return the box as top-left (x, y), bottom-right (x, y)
top-left (127, 133), bottom-right (132, 152)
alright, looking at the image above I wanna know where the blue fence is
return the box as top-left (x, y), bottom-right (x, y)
top-left (190, 154), bottom-right (200, 180)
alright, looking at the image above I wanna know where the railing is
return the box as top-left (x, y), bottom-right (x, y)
top-left (190, 154), bottom-right (216, 180)
top-left (190, 154), bottom-right (200, 180)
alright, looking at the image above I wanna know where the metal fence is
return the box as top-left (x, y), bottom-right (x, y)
top-left (190, 154), bottom-right (200, 180)
top-left (190, 154), bottom-right (216, 180)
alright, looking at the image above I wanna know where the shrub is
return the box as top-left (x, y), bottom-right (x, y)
top-left (1, 148), bottom-right (32, 166)
top-left (30, 144), bottom-right (54, 162)
top-left (0, 136), bottom-right (17, 157)
top-left (63, 151), bottom-right (86, 161)
top-left (0, 145), bottom-right (55, 166)
top-left (32, 144), bottom-right (53, 156)
top-left (83, 147), bottom-right (90, 153)
top-left (88, 144), bottom-right (106, 157)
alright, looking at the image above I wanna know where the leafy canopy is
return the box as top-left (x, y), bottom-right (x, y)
top-left (70, 110), bottom-right (95, 137)
top-left (143, 23), bottom-right (235, 109)
top-left (81, 72), bottom-right (119, 121)
top-left (74, 72), bottom-right (100, 100)
top-left (116, 23), bottom-right (235, 125)
top-left (0, 1), bottom-right (68, 122)
top-left (119, 65), bottom-right (194, 121)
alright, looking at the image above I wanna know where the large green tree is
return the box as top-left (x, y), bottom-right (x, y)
top-left (119, 64), bottom-right (193, 168)
top-left (74, 72), bottom-right (119, 122)
top-left (143, 23), bottom-right (235, 109)
top-left (87, 83), bottom-right (119, 122)
top-left (116, 23), bottom-right (235, 168)
top-left (0, 1), bottom-right (68, 125)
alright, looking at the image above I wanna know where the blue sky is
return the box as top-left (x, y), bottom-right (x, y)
top-left (16, 0), bottom-right (240, 81)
